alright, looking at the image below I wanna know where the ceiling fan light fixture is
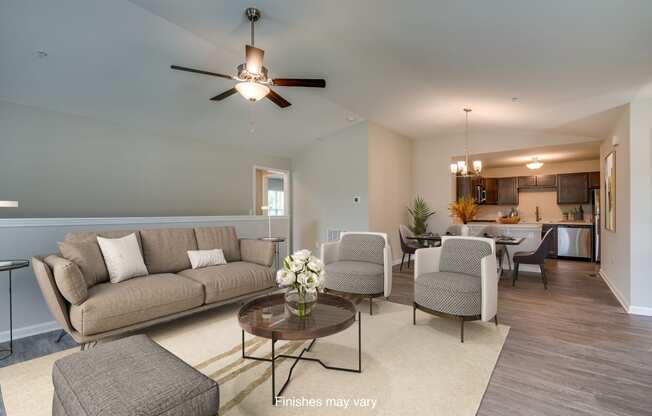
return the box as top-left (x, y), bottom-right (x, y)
top-left (526, 157), bottom-right (544, 170)
top-left (235, 81), bottom-right (270, 102)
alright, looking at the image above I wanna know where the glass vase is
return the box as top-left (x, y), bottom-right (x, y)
top-left (285, 289), bottom-right (318, 318)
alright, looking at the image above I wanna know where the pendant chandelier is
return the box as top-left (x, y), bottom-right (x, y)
top-left (450, 108), bottom-right (482, 176)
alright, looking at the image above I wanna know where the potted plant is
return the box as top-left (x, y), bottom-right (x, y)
top-left (448, 197), bottom-right (478, 224)
top-left (408, 196), bottom-right (435, 235)
top-left (276, 249), bottom-right (325, 318)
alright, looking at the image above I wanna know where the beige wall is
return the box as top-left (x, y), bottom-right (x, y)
top-left (600, 106), bottom-right (631, 307)
top-left (0, 101), bottom-right (291, 217)
top-left (368, 122), bottom-right (413, 262)
top-left (413, 129), bottom-right (602, 234)
top-left (477, 191), bottom-right (593, 223)
top-left (292, 122), bottom-right (370, 252)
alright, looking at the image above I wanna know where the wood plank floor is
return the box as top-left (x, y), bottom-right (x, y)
top-left (391, 259), bottom-right (652, 416)
top-left (1, 259), bottom-right (651, 415)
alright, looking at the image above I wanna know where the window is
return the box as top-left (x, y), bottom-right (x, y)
top-left (254, 167), bottom-right (288, 216)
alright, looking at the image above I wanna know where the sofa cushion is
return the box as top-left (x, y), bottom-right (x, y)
top-left (69, 274), bottom-right (204, 336)
top-left (194, 226), bottom-right (241, 262)
top-left (339, 234), bottom-right (385, 265)
top-left (58, 241), bottom-right (109, 287)
top-left (415, 271), bottom-right (481, 316)
top-left (52, 334), bottom-right (219, 416)
top-left (325, 261), bottom-right (384, 295)
top-left (178, 262), bottom-right (274, 304)
top-left (140, 228), bottom-right (198, 274)
top-left (440, 239), bottom-right (492, 277)
top-left (44, 255), bottom-right (88, 305)
top-left (65, 229), bottom-right (143, 251)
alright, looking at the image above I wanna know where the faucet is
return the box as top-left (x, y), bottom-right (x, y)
top-left (535, 206), bottom-right (541, 222)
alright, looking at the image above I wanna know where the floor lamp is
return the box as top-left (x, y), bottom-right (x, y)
top-left (260, 205), bottom-right (272, 239)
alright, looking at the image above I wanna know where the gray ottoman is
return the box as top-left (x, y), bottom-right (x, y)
top-left (52, 334), bottom-right (219, 416)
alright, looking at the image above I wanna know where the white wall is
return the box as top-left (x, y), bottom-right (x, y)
top-left (0, 216), bottom-right (290, 342)
top-left (368, 123), bottom-right (413, 262)
top-left (0, 101), bottom-right (291, 217)
top-left (600, 107), bottom-right (631, 308)
top-left (292, 122), bottom-right (370, 252)
top-left (413, 129), bottom-right (602, 234)
top-left (628, 98), bottom-right (652, 312)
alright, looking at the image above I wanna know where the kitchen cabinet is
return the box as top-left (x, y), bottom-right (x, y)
top-left (589, 171), bottom-right (601, 189)
top-left (518, 176), bottom-right (537, 188)
top-left (497, 177), bottom-right (518, 205)
top-left (542, 224), bottom-right (558, 258)
top-left (557, 173), bottom-right (589, 204)
top-left (456, 176), bottom-right (473, 201)
top-left (484, 177), bottom-right (498, 204)
top-left (518, 175), bottom-right (557, 188)
top-left (536, 174), bottom-right (557, 187)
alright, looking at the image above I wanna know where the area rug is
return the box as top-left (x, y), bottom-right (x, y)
top-left (0, 301), bottom-right (508, 415)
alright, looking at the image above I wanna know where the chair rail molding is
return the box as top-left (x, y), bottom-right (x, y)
top-left (0, 215), bottom-right (289, 228)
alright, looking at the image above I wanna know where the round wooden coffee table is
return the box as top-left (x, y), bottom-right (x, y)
top-left (238, 293), bottom-right (361, 405)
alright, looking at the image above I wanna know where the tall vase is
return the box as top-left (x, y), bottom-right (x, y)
top-left (285, 288), bottom-right (318, 318)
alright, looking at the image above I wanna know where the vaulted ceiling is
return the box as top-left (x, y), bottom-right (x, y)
top-left (2, 1), bottom-right (652, 155)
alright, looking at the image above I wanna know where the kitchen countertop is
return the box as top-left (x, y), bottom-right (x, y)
top-left (470, 220), bottom-right (593, 226)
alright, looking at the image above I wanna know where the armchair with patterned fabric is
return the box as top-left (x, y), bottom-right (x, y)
top-left (321, 232), bottom-right (392, 315)
top-left (413, 236), bottom-right (499, 342)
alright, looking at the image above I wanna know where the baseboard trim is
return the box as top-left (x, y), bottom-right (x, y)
top-left (0, 320), bottom-right (60, 343)
top-left (628, 306), bottom-right (652, 316)
top-left (598, 269), bottom-right (630, 313)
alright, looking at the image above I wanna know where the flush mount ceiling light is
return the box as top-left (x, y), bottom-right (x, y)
top-left (170, 7), bottom-right (326, 108)
top-left (450, 108), bottom-right (482, 177)
top-left (526, 157), bottom-right (544, 170)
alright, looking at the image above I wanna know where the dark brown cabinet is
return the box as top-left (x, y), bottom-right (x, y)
top-left (536, 174), bottom-right (557, 187)
top-left (557, 173), bottom-right (589, 204)
top-left (484, 177), bottom-right (498, 205)
top-left (456, 176), bottom-right (473, 201)
top-left (589, 171), bottom-right (601, 189)
top-left (518, 176), bottom-right (537, 188)
top-left (497, 177), bottom-right (518, 205)
top-left (518, 175), bottom-right (557, 188)
top-left (542, 224), bottom-right (558, 258)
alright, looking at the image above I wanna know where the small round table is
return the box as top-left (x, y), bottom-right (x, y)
top-left (258, 237), bottom-right (285, 271)
top-left (238, 293), bottom-right (361, 405)
top-left (1, 259), bottom-right (30, 360)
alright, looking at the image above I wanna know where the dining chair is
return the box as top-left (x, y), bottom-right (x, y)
top-left (399, 225), bottom-right (420, 271)
top-left (512, 229), bottom-right (555, 289)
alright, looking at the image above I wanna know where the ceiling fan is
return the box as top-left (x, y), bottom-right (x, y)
top-left (170, 7), bottom-right (325, 108)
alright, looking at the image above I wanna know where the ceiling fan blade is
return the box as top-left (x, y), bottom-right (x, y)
top-left (170, 65), bottom-right (234, 80)
top-left (210, 88), bottom-right (238, 101)
top-left (245, 45), bottom-right (265, 75)
top-left (266, 89), bottom-right (291, 108)
top-left (272, 78), bottom-right (326, 88)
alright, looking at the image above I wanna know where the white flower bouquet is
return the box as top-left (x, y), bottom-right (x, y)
top-left (276, 249), bottom-right (325, 317)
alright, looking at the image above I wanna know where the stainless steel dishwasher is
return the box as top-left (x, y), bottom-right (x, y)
top-left (557, 225), bottom-right (592, 259)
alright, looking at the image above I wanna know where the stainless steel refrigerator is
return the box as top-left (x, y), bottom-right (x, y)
top-left (593, 189), bottom-right (600, 262)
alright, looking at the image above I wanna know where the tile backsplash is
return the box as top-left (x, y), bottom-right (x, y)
top-left (476, 191), bottom-right (593, 223)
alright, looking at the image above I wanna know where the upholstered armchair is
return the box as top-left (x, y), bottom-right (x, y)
top-left (413, 236), bottom-right (498, 342)
top-left (321, 232), bottom-right (392, 315)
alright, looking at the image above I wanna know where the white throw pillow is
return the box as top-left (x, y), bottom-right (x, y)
top-left (96, 233), bottom-right (148, 283)
top-left (187, 249), bottom-right (227, 269)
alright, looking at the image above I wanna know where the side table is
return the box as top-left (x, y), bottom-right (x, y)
top-left (0, 259), bottom-right (29, 360)
top-left (259, 237), bottom-right (285, 271)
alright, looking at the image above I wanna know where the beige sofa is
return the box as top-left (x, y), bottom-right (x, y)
top-left (32, 226), bottom-right (277, 346)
